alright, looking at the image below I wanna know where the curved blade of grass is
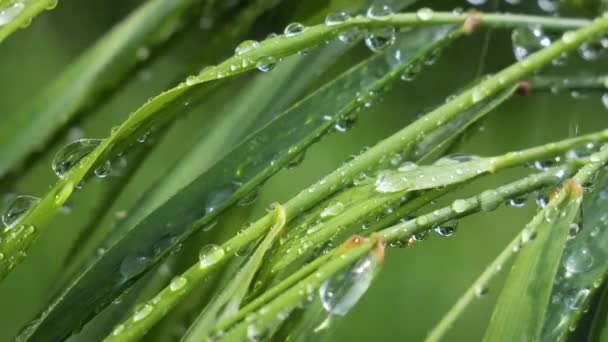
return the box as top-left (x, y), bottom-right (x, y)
top-left (178, 205), bottom-right (286, 342)
top-left (540, 173), bottom-right (608, 341)
top-left (15, 12), bottom-right (608, 341)
top-left (0, 0), bottom-right (202, 179)
top-left (44, 25), bottom-right (457, 342)
top-left (483, 146), bottom-right (608, 342)
top-left (0, 0), bottom-right (56, 43)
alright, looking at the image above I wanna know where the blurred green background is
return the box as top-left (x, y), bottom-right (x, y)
top-left (0, 0), bottom-right (607, 341)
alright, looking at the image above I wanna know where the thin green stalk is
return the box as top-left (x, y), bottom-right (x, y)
top-left (272, 130), bottom-right (608, 273)
top-left (529, 75), bottom-right (608, 92)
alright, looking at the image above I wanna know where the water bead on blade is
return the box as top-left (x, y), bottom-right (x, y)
top-left (284, 22), bottom-right (304, 37)
top-left (235, 40), bottom-right (259, 55)
top-left (364, 27), bottom-right (396, 53)
top-left (325, 11), bottom-right (350, 26)
top-left (2, 195), bottom-right (40, 228)
top-left (52, 139), bottom-right (103, 178)
top-left (366, 4), bottom-right (392, 20)
top-left (319, 255), bottom-right (379, 316)
top-left (0, 2), bottom-right (25, 26)
top-left (416, 8), bottom-right (434, 21)
top-left (199, 244), bottom-right (224, 268)
top-left (434, 219), bottom-right (458, 237)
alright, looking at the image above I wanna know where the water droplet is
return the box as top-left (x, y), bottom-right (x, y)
top-left (479, 190), bottom-right (501, 211)
top-left (475, 284), bottom-right (489, 298)
top-left (508, 196), bottom-right (527, 207)
top-left (319, 254), bottom-right (378, 316)
top-left (2, 196), bottom-right (39, 228)
top-left (511, 26), bottom-right (552, 61)
top-left (521, 228), bottom-right (536, 243)
top-left (52, 139), bottom-right (102, 178)
top-left (451, 199), bottom-right (470, 213)
top-left (256, 56), bottom-right (276, 72)
top-left (467, 0), bottom-right (487, 4)
top-left (199, 244), bottom-right (224, 268)
top-left (564, 247), bottom-right (593, 274)
top-left (284, 22), bottom-right (304, 37)
top-left (0, 2), bottom-right (24, 26)
top-left (434, 220), bottom-right (458, 237)
top-left (364, 27), bottom-right (396, 53)
top-left (112, 324), bottom-right (125, 336)
top-left (412, 230), bottom-right (429, 241)
top-left (416, 8), bottom-right (434, 21)
top-left (94, 160), bottom-right (112, 178)
top-left (375, 170), bottom-right (408, 193)
top-left (435, 154), bottom-right (480, 166)
top-left (235, 40), bottom-right (259, 55)
top-left (602, 93), bottom-right (608, 109)
top-left (565, 288), bottom-right (590, 309)
top-left (325, 11), bottom-right (350, 26)
top-left (538, 0), bottom-right (559, 12)
top-left (133, 304), bottom-right (153, 322)
top-left (170, 276), bottom-right (187, 291)
top-left (366, 4), bottom-right (392, 19)
top-left (320, 201), bottom-right (345, 218)
top-left (120, 255), bottom-right (150, 280)
top-left (562, 31), bottom-right (576, 44)
top-left (568, 223), bottom-right (581, 239)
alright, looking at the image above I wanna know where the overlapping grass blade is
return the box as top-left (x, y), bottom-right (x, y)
top-left (539, 172), bottom-right (608, 341)
top-left (179, 205), bottom-right (286, 342)
top-left (16, 25), bottom-right (457, 342)
top-left (483, 146), bottom-right (608, 341)
top-left (0, 0), bottom-right (202, 179)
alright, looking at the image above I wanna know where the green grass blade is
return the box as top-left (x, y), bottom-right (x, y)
top-left (482, 188), bottom-right (581, 341)
top-left (483, 146), bottom-right (608, 341)
top-left (540, 173), bottom-right (608, 341)
top-left (178, 205), bottom-right (286, 342)
top-left (14, 25), bottom-right (458, 342)
top-left (0, 0), bottom-right (56, 43)
top-left (0, 0), bottom-right (201, 179)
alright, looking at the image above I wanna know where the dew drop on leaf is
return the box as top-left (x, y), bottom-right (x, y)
top-left (169, 276), bottom-right (187, 291)
top-left (434, 219), bottom-right (458, 237)
top-left (235, 40), bottom-right (259, 55)
top-left (416, 7), bottom-right (434, 21)
top-left (120, 255), bottom-right (150, 280)
top-left (319, 254), bottom-right (379, 316)
top-left (199, 244), bottom-right (224, 268)
top-left (133, 304), bottom-right (153, 322)
top-left (364, 27), bottom-right (396, 53)
top-left (2, 195), bottom-right (40, 228)
top-left (0, 2), bottom-right (24, 26)
top-left (325, 11), bottom-right (350, 26)
top-left (564, 247), bottom-right (593, 274)
top-left (366, 4), bottom-right (392, 19)
top-left (52, 139), bottom-right (102, 178)
top-left (284, 22), bottom-right (304, 37)
top-left (256, 56), bottom-right (276, 72)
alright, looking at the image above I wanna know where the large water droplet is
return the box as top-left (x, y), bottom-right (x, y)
top-left (199, 244), bottom-right (224, 268)
top-left (416, 8), bottom-right (434, 21)
top-left (511, 26), bottom-right (552, 61)
top-left (325, 11), bottom-right (350, 26)
top-left (52, 139), bottom-right (102, 178)
top-left (2, 196), bottom-right (39, 228)
top-left (366, 4), bottom-right (392, 19)
top-left (284, 22), bottom-right (304, 37)
top-left (434, 220), bottom-right (458, 237)
top-left (319, 254), bottom-right (379, 316)
top-left (170, 276), bottom-right (187, 291)
top-left (564, 247), bottom-right (593, 274)
top-left (256, 56), bottom-right (276, 72)
top-left (565, 288), bottom-right (590, 309)
top-left (0, 2), bottom-right (24, 26)
top-left (364, 27), bottom-right (396, 53)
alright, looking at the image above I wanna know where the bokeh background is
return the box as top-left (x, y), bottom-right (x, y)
top-left (0, 0), bottom-right (607, 340)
